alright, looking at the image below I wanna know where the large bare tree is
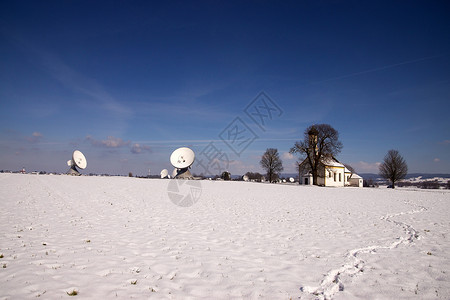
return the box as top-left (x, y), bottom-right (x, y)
top-left (260, 148), bottom-right (284, 183)
top-left (290, 124), bottom-right (343, 185)
top-left (379, 149), bottom-right (408, 188)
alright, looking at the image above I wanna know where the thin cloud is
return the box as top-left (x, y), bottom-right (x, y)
top-left (434, 158), bottom-right (440, 162)
top-left (134, 138), bottom-right (295, 145)
top-left (351, 161), bottom-right (381, 173)
top-left (227, 160), bottom-right (257, 174)
top-left (46, 56), bottom-right (132, 117)
top-left (86, 135), bottom-right (130, 148)
top-left (26, 132), bottom-right (43, 143)
top-left (130, 143), bottom-right (152, 154)
top-left (10, 34), bottom-right (132, 118)
top-left (282, 152), bottom-right (294, 160)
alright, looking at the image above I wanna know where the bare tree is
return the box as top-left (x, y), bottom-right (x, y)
top-left (379, 150), bottom-right (408, 189)
top-left (290, 124), bottom-right (343, 185)
top-left (260, 148), bottom-right (284, 183)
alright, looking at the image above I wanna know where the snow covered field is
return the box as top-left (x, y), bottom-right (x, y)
top-left (1, 174), bottom-right (449, 299)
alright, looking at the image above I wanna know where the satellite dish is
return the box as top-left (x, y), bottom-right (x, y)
top-left (172, 168), bottom-right (178, 178)
top-left (160, 169), bottom-right (169, 179)
top-left (289, 177), bottom-right (295, 183)
top-left (73, 150), bottom-right (87, 169)
top-left (243, 175), bottom-right (249, 182)
top-left (170, 147), bottom-right (195, 169)
top-left (170, 147), bottom-right (195, 179)
top-left (67, 150), bottom-right (87, 175)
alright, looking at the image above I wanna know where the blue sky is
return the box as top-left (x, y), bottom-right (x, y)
top-left (1, 1), bottom-right (450, 176)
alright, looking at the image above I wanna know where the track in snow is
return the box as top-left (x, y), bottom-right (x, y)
top-left (300, 200), bottom-right (428, 300)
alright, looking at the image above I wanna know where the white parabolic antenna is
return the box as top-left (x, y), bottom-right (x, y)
top-left (67, 150), bottom-right (87, 175)
top-left (73, 150), bottom-right (87, 169)
top-left (172, 168), bottom-right (178, 178)
top-left (243, 175), bottom-right (249, 182)
top-left (160, 169), bottom-right (169, 179)
top-left (289, 177), bottom-right (295, 183)
top-left (170, 147), bottom-right (195, 179)
top-left (170, 147), bottom-right (195, 169)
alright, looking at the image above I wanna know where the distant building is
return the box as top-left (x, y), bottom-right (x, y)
top-left (348, 173), bottom-right (363, 188)
top-left (299, 156), bottom-right (363, 187)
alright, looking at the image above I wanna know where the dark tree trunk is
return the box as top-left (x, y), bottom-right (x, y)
top-left (312, 168), bottom-right (318, 185)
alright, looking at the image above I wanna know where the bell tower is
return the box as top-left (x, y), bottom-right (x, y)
top-left (308, 126), bottom-right (319, 157)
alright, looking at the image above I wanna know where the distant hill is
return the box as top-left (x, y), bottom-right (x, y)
top-left (405, 173), bottom-right (450, 180)
top-left (359, 173), bottom-right (382, 181)
top-left (360, 173), bottom-right (450, 181)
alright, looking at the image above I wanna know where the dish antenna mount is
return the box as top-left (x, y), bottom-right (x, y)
top-left (67, 150), bottom-right (87, 175)
top-left (170, 147), bottom-right (195, 179)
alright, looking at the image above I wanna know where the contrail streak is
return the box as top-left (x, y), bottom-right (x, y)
top-left (311, 54), bottom-right (446, 84)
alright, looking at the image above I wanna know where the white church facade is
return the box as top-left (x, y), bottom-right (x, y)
top-left (299, 156), bottom-right (363, 187)
top-left (298, 126), bottom-right (363, 187)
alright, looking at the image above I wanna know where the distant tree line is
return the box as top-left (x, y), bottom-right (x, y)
top-left (363, 179), bottom-right (379, 188)
top-left (397, 180), bottom-right (449, 190)
top-left (244, 172), bottom-right (264, 181)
